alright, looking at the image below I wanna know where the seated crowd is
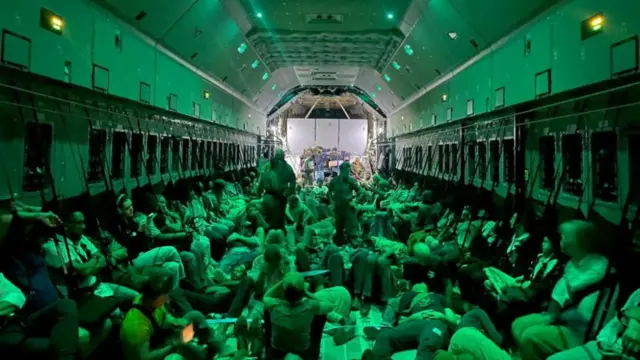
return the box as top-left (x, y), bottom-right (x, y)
top-left (0, 150), bottom-right (638, 360)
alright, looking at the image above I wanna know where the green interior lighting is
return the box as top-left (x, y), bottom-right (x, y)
top-left (251, 60), bottom-right (260, 69)
top-left (404, 44), bottom-right (414, 56)
top-left (392, 62), bottom-right (401, 70)
top-left (262, 72), bottom-right (269, 80)
top-left (371, 93), bottom-right (377, 98)
top-left (383, 74), bottom-right (391, 82)
top-left (271, 84), bottom-right (277, 91)
top-left (256, 12), bottom-right (263, 18)
top-left (237, 43), bottom-right (248, 54)
top-left (386, 13), bottom-right (394, 20)
top-left (376, 85), bottom-right (382, 92)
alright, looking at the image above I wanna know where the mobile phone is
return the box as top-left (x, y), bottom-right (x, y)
top-left (181, 324), bottom-right (195, 343)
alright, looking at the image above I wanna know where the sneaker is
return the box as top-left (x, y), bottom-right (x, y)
top-left (332, 326), bottom-right (356, 345)
top-left (360, 302), bottom-right (371, 317)
top-left (363, 324), bottom-right (392, 340)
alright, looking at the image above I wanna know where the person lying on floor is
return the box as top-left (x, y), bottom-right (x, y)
top-left (263, 271), bottom-right (354, 359)
top-left (429, 278), bottom-right (509, 360)
top-left (360, 282), bottom-right (450, 360)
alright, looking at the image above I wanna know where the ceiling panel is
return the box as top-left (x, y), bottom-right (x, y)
top-left (354, 67), bottom-right (400, 116)
top-left (447, 0), bottom-right (561, 42)
top-left (382, 0), bottom-right (561, 102)
top-left (238, 0), bottom-right (414, 32)
top-left (93, 0), bottom-right (561, 118)
top-left (161, 1), bottom-right (267, 98)
top-left (253, 67), bottom-right (301, 113)
top-left (100, 0), bottom-right (197, 39)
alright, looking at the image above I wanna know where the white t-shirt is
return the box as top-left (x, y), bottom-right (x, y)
top-left (42, 235), bottom-right (114, 297)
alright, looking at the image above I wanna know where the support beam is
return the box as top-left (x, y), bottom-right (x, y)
top-left (305, 99), bottom-right (320, 119)
top-left (336, 99), bottom-right (351, 119)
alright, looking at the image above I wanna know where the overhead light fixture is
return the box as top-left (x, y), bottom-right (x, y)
top-left (386, 12), bottom-right (394, 20)
top-left (404, 44), bottom-right (414, 56)
top-left (251, 60), bottom-right (260, 69)
top-left (271, 84), bottom-right (277, 91)
top-left (376, 85), bottom-right (382, 92)
top-left (589, 15), bottom-right (603, 30)
top-left (237, 43), bottom-right (248, 54)
top-left (383, 74), bottom-right (391, 82)
top-left (448, 32), bottom-right (458, 40)
top-left (581, 13), bottom-right (604, 40)
top-left (441, 94), bottom-right (448, 102)
top-left (40, 8), bottom-right (64, 35)
top-left (392, 62), bottom-right (401, 71)
top-left (371, 93), bottom-right (377, 98)
top-left (203, 90), bottom-right (210, 99)
top-left (262, 72), bottom-right (269, 80)
top-left (256, 12), bottom-right (263, 18)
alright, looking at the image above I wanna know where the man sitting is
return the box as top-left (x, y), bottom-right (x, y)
top-left (120, 268), bottom-right (196, 360)
top-left (43, 211), bottom-right (140, 302)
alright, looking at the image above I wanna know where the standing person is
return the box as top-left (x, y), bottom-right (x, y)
top-left (328, 161), bottom-right (362, 246)
top-left (303, 155), bottom-right (315, 187)
top-left (257, 149), bottom-right (297, 231)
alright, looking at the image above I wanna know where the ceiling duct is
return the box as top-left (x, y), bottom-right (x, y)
top-left (305, 14), bottom-right (344, 25)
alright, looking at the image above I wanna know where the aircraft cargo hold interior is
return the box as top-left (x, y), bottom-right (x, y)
top-left (0, 1), bottom-right (640, 360)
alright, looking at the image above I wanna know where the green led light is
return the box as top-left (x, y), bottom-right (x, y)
top-left (271, 84), bottom-right (277, 91)
top-left (256, 12), bottom-right (263, 18)
top-left (237, 43), bottom-right (248, 54)
top-left (376, 85), bottom-right (382, 91)
top-left (392, 62), bottom-right (401, 70)
top-left (386, 13), bottom-right (394, 20)
top-left (404, 44), bottom-right (414, 56)
top-left (383, 74), bottom-right (391, 82)
top-left (262, 72), bottom-right (269, 81)
top-left (251, 60), bottom-right (260, 69)
top-left (371, 93), bottom-right (377, 98)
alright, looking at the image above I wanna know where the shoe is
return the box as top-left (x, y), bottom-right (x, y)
top-left (361, 349), bottom-right (375, 360)
top-left (351, 298), bottom-right (362, 310)
top-left (363, 324), bottom-right (391, 340)
top-left (360, 302), bottom-right (371, 317)
top-left (333, 326), bottom-right (356, 345)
